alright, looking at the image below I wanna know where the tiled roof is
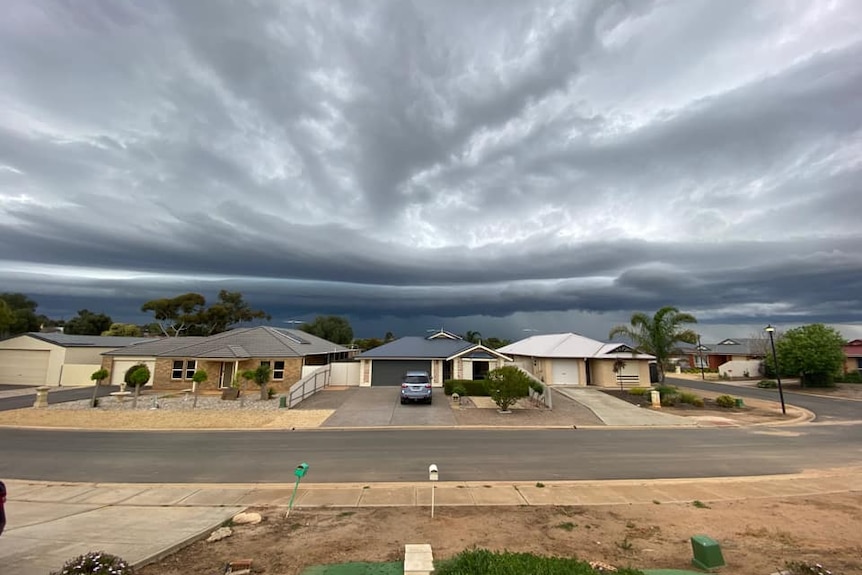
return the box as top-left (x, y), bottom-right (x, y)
top-left (104, 327), bottom-right (348, 358)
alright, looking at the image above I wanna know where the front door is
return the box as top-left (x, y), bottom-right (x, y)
top-left (219, 363), bottom-right (235, 388)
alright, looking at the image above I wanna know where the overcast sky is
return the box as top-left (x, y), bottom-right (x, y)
top-left (1, 0), bottom-right (861, 341)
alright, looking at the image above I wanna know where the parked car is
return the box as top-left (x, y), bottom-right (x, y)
top-left (400, 371), bottom-right (432, 404)
top-left (0, 480), bottom-right (6, 536)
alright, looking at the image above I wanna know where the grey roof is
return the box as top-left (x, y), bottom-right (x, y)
top-left (105, 327), bottom-right (348, 359)
top-left (103, 337), bottom-right (208, 357)
top-left (17, 332), bottom-right (158, 348)
top-left (699, 338), bottom-right (764, 356)
top-left (358, 336), bottom-right (473, 359)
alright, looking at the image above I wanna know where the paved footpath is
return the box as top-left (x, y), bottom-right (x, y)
top-left (3, 467), bottom-right (860, 574)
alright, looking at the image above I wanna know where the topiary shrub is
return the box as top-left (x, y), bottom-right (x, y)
top-left (715, 394), bottom-right (736, 408)
top-left (757, 380), bottom-right (778, 388)
top-left (124, 363), bottom-right (151, 409)
top-left (51, 551), bottom-right (134, 575)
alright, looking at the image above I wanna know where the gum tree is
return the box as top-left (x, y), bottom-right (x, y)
top-left (775, 324), bottom-right (845, 387)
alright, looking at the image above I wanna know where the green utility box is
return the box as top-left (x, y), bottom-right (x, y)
top-left (691, 534), bottom-right (725, 570)
top-left (734, 398), bottom-right (744, 408)
top-left (279, 396), bottom-right (287, 408)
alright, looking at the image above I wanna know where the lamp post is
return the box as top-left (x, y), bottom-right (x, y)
top-left (764, 325), bottom-right (786, 415)
top-left (697, 335), bottom-right (706, 380)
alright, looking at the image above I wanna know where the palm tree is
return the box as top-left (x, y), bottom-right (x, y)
top-left (464, 331), bottom-right (482, 344)
top-left (609, 306), bottom-right (698, 382)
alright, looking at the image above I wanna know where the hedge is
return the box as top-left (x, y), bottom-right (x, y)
top-left (443, 379), bottom-right (491, 396)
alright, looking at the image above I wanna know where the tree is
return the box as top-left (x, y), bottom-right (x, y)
top-left (384, 331), bottom-right (395, 343)
top-left (482, 337), bottom-right (511, 349)
top-left (353, 337), bottom-right (384, 351)
top-left (612, 359), bottom-right (627, 391)
top-left (194, 290), bottom-right (270, 335)
top-left (464, 331), bottom-right (482, 344)
top-left (774, 324), bottom-right (845, 387)
top-left (484, 365), bottom-right (531, 412)
top-left (300, 315), bottom-right (353, 345)
top-left (89, 369), bottom-right (109, 408)
top-left (64, 309), bottom-right (113, 335)
top-left (191, 369), bottom-right (208, 408)
top-left (242, 364), bottom-right (272, 401)
top-left (0, 292), bottom-right (40, 335)
top-left (141, 293), bottom-right (206, 336)
top-left (609, 306), bottom-right (698, 382)
top-left (102, 323), bottom-right (143, 337)
top-left (0, 299), bottom-right (14, 338)
top-left (124, 363), bottom-right (151, 408)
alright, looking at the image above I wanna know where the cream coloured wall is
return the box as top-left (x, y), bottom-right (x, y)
top-left (0, 335), bottom-right (66, 385)
top-left (590, 359), bottom-right (650, 388)
top-left (59, 364), bottom-right (99, 387)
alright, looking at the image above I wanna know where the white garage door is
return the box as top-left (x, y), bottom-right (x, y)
top-left (552, 359), bottom-right (581, 385)
top-left (111, 360), bottom-right (156, 385)
top-left (0, 349), bottom-right (50, 385)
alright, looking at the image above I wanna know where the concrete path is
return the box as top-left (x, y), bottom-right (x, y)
top-left (554, 387), bottom-right (694, 426)
top-left (320, 388), bottom-right (457, 427)
top-left (3, 467), bottom-right (859, 574)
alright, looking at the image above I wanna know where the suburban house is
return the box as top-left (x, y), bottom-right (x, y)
top-left (498, 333), bottom-right (655, 388)
top-left (843, 339), bottom-right (862, 375)
top-left (356, 330), bottom-right (511, 386)
top-left (0, 333), bottom-right (157, 386)
top-left (683, 338), bottom-right (766, 375)
top-left (100, 326), bottom-right (352, 392)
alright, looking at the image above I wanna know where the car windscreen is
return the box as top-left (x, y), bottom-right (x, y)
top-left (404, 376), bottom-right (429, 384)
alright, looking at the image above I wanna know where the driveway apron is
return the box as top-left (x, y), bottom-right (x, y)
top-left (320, 388), bottom-right (456, 427)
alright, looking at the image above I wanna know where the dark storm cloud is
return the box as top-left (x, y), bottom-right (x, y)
top-left (1, 0), bottom-right (861, 336)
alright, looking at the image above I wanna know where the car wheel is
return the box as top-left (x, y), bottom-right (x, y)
top-left (400, 398), bottom-right (406, 405)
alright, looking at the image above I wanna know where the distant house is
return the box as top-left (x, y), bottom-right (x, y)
top-left (843, 339), bottom-right (862, 375)
top-left (356, 330), bottom-right (511, 387)
top-left (683, 338), bottom-right (766, 371)
top-left (101, 326), bottom-right (352, 392)
top-left (0, 333), bottom-right (157, 386)
top-left (498, 333), bottom-right (655, 388)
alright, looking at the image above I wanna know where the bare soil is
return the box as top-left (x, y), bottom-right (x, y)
top-left (139, 492), bottom-right (862, 575)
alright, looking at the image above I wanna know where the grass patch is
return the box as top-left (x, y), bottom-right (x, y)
top-left (337, 511), bottom-right (356, 518)
top-left (692, 500), bottom-right (711, 509)
top-left (434, 548), bottom-right (644, 575)
top-left (555, 522), bottom-right (576, 531)
top-left (536, 482), bottom-right (545, 488)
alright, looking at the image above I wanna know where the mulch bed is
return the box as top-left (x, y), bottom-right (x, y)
top-left (597, 388), bottom-right (739, 412)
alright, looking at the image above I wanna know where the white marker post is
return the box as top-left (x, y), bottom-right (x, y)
top-left (428, 464), bottom-right (439, 518)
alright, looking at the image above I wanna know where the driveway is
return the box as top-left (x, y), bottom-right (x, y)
top-left (298, 387), bottom-right (457, 427)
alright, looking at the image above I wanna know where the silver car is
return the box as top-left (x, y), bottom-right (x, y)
top-left (400, 371), bottom-right (432, 404)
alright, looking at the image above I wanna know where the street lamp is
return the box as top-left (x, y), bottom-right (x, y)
top-left (764, 325), bottom-right (786, 415)
top-left (697, 335), bottom-right (706, 380)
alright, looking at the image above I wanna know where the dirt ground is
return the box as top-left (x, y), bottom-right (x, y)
top-left (139, 492), bottom-right (862, 575)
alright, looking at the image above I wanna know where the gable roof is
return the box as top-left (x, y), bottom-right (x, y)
top-left (104, 327), bottom-right (349, 359)
top-left (358, 336), bottom-right (473, 359)
top-left (498, 333), bottom-right (655, 360)
top-left (9, 332), bottom-right (158, 348)
top-left (698, 338), bottom-right (764, 356)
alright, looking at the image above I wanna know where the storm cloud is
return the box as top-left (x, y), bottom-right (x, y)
top-left (1, 0), bottom-right (861, 339)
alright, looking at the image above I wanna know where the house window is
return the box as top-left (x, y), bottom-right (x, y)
top-left (694, 356), bottom-right (709, 369)
top-left (273, 361), bottom-right (285, 380)
top-left (172, 360), bottom-right (196, 380)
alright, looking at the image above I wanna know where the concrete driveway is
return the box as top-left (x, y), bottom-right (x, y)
top-left (298, 387), bottom-right (457, 427)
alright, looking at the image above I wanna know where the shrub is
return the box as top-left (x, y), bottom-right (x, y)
top-left (784, 561), bottom-right (842, 575)
top-left (443, 379), bottom-right (490, 396)
top-left (628, 387), bottom-right (649, 396)
top-left (433, 548), bottom-right (642, 575)
top-left (715, 395), bottom-right (736, 408)
top-left (124, 364), bottom-right (151, 409)
top-left (757, 380), bottom-right (778, 388)
top-left (835, 371), bottom-right (862, 384)
top-left (802, 372), bottom-right (836, 388)
top-left (50, 551), bottom-right (134, 575)
top-left (267, 387), bottom-right (276, 399)
top-left (660, 394), bottom-right (678, 407)
top-left (485, 366), bottom-right (532, 411)
top-left (654, 384), bottom-right (678, 398)
top-left (529, 380), bottom-right (545, 395)
top-left (678, 391), bottom-right (704, 407)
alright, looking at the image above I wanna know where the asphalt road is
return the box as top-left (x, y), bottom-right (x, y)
top-left (665, 376), bottom-right (862, 422)
top-left (1, 380), bottom-right (859, 484)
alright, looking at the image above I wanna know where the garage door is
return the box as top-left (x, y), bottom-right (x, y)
top-left (111, 360), bottom-right (156, 385)
top-left (0, 349), bottom-right (50, 385)
top-left (371, 360), bottom-right (432, 386)
top-left (552, 359), bottom-right (581, 385)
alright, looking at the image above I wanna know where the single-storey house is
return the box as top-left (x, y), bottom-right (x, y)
top-left (683, 338), bottom-right (766, 371)
top-left (843, 339), bottom-right (862, 375)
top-left (0, 333), bottom-right (157, 386)
top-left (497, 333), bottom-right (654, 388)
top-left (356, 330), bottom-right (511, 387)
top-left (101, 326), bottom-right (351, 392)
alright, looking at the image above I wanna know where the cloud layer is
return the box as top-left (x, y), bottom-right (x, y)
top-left (1, 0), bottom-right (861, 338)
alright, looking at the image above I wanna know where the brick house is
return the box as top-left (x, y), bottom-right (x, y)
top-left (843, 339), bottom-right (862, 375)
top-left (101, 327), bottom-right (351, 393)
